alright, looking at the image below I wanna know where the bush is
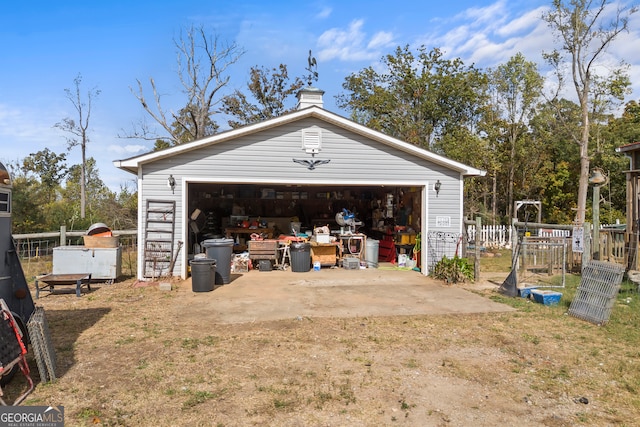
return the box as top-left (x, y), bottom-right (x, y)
top-left (431, 255), bottom-right (473, 284)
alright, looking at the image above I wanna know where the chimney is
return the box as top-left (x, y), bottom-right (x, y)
top-left (296, 87), bottom-right (324, 110)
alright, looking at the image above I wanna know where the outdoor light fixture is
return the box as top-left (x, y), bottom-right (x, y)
top-left (588, 168), bottom-right (608, 260)
top-left (434, 180), bottom-right (442, 197)
top-left (168, 174), bottom-right (176, 193)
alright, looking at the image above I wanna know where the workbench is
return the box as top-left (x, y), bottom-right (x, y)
top-left (35, 273), bottom-right (92, 298)
top-left (224, 227), bottom-right (274, 239)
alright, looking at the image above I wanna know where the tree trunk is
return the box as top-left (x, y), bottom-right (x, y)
top-left (81, 139), bottom-right (86, 219)
top-left (575, 89), bottom-right (590, 226)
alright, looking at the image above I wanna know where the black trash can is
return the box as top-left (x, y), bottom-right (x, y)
top-left (189, 258), bottom-right (216, 292)
top-left (202, 238), bottom-right (234, 284)
top-left (290, 242), bottom-right (311, 272)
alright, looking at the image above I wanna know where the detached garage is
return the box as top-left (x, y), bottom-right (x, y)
top-left (114, 87), bottom-right (485, 281)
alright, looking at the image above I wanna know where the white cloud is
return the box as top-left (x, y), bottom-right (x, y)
top-left (317, 19), bottom-right (394, 62)
top-left (368, 31), bottom-right (394, 50)
top-left (316, 6), bottom-right (332, 19)
top-left (107, 144), bottom-right (148, 156)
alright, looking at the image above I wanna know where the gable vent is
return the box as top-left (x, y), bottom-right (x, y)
top-left (302, 128), bottom-right (322, 154)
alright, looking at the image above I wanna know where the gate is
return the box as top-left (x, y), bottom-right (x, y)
top-left (426, 231), bottom-right (464, 272)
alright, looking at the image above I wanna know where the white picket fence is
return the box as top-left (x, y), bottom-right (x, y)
top-left (466, 225), bottom-right (512, 248)
top-left (466, 222), bottom-right (622, 249)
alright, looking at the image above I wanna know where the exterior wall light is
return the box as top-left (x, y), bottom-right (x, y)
top-left (168, 174), bottom-right (176, 193)
top-left (434, 180), bottom-right (441, 197)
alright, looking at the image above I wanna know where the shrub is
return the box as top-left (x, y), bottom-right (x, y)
top-left (431, 255), bottom-right (473, 284)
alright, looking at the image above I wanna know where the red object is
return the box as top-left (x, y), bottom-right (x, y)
top-left (378, 239), bottom-right (396, 263)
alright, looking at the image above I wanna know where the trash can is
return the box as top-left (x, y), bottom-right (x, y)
top-left (290, 242), bottom-right (311, 272)
top-left (203, 238), bottom-right (234, 284)
top-left (365, 239), bottom-right (379, 268)
top-left (189, 258), bottom-right (216, 292)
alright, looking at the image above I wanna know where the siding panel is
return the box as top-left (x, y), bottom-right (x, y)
top-left (139, 117), bottom-right (465, 278)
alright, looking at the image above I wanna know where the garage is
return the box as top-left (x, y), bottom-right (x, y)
top-left (113, 87), bottom-right (485, 280)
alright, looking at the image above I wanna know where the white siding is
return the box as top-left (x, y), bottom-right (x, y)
top-left (138, 117), bottom-right (465, 279)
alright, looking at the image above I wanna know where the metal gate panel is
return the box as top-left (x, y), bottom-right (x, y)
top-left (568, 261), bottom-right (625, 325)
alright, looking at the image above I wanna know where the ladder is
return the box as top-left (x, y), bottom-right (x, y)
top-left (143, 200), bottom-right (176, 278)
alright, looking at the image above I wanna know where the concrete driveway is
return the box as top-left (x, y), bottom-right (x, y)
top-left (173, 265), bottom-right (513, 324)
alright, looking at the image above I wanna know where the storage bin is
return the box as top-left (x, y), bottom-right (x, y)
top-left (531, 289), bottom-right (562, 306)
top-left (203, 238), bottom-right (234, 284)
top-left (343, 256), bottom-right (360, 269)
top-left (518, 286), bottom-right (538, 298)
top-left (258, 259), bottom-right (272, 272)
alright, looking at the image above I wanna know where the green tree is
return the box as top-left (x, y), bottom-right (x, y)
top-left (543, 0), bottom-right (637, 225)
top-left (5, 161), bottom-right (47, 233)
top-left (21, 148), bottom-right (67, 203)
top-left (60, 158), bottom-right (114, 230)
top-left (54, 73), bottom-right (100, 219)
top-left (337, 45), bottom-right (488, 149)
top-left (487, 53), bottom-right (544, 220)
top-left (222, 64), bottom-right (305, 128)
top-left (530, 98), bottom-right (582, 223)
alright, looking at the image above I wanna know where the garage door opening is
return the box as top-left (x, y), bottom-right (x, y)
top-left (187, 183), bottom-right (422, 263)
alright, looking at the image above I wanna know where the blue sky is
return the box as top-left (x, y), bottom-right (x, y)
top-left (2, 0), bottom-right (639, 191)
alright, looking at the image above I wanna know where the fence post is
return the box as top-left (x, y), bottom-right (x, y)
top-left (474, 216), bottom-right (481, 281)
top-left (582, 222), bottom-right (592, 270)
top-left (60, 225), bottom-right (66, 247)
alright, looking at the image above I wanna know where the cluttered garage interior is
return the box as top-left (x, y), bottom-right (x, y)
top-left (187, 182), bottom-right (422, 273)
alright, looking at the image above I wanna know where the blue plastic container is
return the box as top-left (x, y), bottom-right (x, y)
top-left (531, 289), bottom-right (562, 306)
top-left (518, 286), bottom-right (538, 298)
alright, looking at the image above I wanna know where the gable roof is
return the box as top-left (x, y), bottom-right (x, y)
top-left (113, 106), bottom-right (486, 177)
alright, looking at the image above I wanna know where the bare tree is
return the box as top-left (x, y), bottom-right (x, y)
top-left (130, 25), bottom-right (245, 145)
top-left (543, 0), bottom-right (637, 225)
top-left (55, 73), bottom-right (100, 219)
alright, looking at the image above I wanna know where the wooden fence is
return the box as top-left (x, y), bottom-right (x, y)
top-left (13, 227), bottom-right (137, 259)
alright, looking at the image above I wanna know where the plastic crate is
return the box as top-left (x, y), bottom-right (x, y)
top-left (342, 256), bottom-right (360, 270)
top-left (531, 289), bottom-right (562, 306)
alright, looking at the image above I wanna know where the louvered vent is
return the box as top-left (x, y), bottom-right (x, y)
top-left (302, 128), bottom-right (322, 154)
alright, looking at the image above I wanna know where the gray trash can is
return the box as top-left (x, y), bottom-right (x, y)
top-left (202, 238), bottom-right (234, 284)
top-left (365, 239), bottom-right (379, 268)
top-left (189, 258), bottom-right (216, 292)
top-left (290, 242), bottom-right (311, 272)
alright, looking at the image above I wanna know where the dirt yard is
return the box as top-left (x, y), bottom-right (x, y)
top-left (9, 268), bottom-right (640, 426)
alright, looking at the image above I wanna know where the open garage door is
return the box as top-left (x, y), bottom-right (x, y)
top-left (185, 183), bottom-right (423, 267)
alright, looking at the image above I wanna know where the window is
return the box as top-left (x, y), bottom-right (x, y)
top-left (0, 191), bottom-right (10, 214)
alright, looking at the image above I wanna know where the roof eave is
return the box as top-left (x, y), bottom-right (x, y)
top-left (113, 106), bottom-right (486, 177)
